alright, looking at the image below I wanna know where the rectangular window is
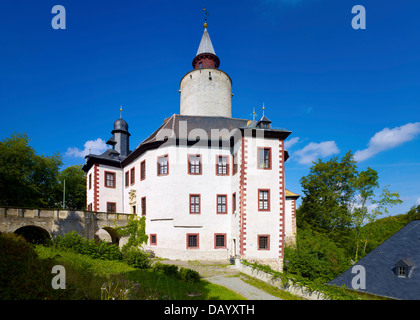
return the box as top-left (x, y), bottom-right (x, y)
top-left (232, 152), bottom-right (238, 175)
top-left (258, 147), bottom-right (272, 169)
top-left (190, 194), bottom-right (200, 214)
top-left (188, 155), bottom-right (202, 175)
top-left (132, 205), bottom-right (136, 214)
top-left (217, 195), bottom-right (227, 214)
top-left (140, 160), bottom-right (146, 181)
top-left (216, 155), bottom-right (229, 175)
top-left (125, 171), bottom-right (129, 187)
top-left (232, 193), bottom-right (236, 214)
top-left (130, 167), bottom-right (135, 185)
top-left (157, 155), bottom-right (168, 176)
top-left (105, 171), bottom-right (116, 188)
top-left (150, 234), bottom-right (157, 246)
top-left (89, 174), bottom-right (92, 190)
top-left (141, 197), bottom-right (146, 216)
top-left (258, 235), bottom-right (270, 250)
top-left (214, 233), bottom-right (226, 249)
top-left (107, 202), bottom-right (116, 213)
top-left (398, 267), bottom-right (407, 277)
top-left (258, 189), bottom-right (270, 211)
top-left (187, 234), bottom-right (199, 249)
top-left (88, 203), bottom-right (92, 211)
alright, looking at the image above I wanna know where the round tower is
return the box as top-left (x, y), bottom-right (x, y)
top-left (180, 22), bottom-right (232, 117)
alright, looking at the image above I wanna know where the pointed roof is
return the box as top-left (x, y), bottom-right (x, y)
top-left (196, 28), bottom-right (216, 56)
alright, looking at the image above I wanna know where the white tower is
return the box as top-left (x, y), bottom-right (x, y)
top-left (180, 22), bottom-right (232, 118)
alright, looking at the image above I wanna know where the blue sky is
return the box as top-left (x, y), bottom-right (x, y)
top-left (0, 0), bottom-right (419, 217)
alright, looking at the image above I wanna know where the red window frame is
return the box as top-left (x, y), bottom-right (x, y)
top-left (88, 173), bottom-right (92, 190)
top-left (232, 152), bottom-right (238, 175)
top-left (130, 167), bottom-right (135, 185)
top-left (157, 155), bottom-right (169, 176)
top-left (107, 202), bottom-right (116, 213)
top-left (188, 154), bottom-right (202, 175)
top-left (104, 171), bottom-right (116, 188)
top-left (216, 194), bottom-right (227, 214)
top-left (125, 171), bottom-right (129, 187)
top-left (141, 196), bottom-right (146, 216)
top-left (216, 155), bottom-right (229, 176)
top-left (258, 189), bottom-right (270, 211)
top-left (189, 194), bottom-right (201, 214)
top-left (150, 234), bottom-right (157, 246)
top-left (257, 147), bottom-right (272, 170)
top-left (186, 233), bottom-right (199, 249)
top-left (232, 192), bottom-right (236, 214)
top-left (214, 233), bottom-right (227, 249)
top-left (258, 235), bottom-right (270, 250)
top-left (140, 160), bottom-right (146, 181)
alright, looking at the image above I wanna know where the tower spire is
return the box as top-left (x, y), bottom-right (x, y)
top-left (120, 105), bottom-right (123, 119)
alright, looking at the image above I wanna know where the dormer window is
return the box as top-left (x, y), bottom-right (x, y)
top-left (394, 258), bottom-right (414, 278)
top-left (398, 266), bottom-right (407, 277)
top-left (257, 115), bottom-right (272, 129)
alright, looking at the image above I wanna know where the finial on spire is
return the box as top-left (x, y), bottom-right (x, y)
top-left (120, 105), bottom-right (123, 119)
top-left (252, 108), bottom-right (256, 121)
top-left (262, 103), bottom-right (265, 116)
top-left (203, 8), bottom-right (209, 28)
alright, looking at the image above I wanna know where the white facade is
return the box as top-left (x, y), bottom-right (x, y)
top-left (180, 68), bottom-right (232, 117)
top-left (83, 25), bottom-right (298, 271)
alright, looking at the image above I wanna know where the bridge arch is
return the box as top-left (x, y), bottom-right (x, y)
top-left (14, 225), bottom-right (51, 244)
top-left (95, 227), bottom-right (120, 245)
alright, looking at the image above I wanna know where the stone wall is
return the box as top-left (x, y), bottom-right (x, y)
top-left (236, 260), bottom-right (329, 300)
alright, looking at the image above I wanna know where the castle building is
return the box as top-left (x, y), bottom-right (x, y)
top-left (82, 21), bottom-right (299, 271)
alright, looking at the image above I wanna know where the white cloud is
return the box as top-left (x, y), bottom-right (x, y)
top-left (416, 197), bottom-right (420, 206)
top-left (294, 140), bottom-right (340, 164)
top-left (354, 122), bottom-right (420, 162)
top-left (284, 137), bottom-right (300, 149)
top-left (65, 138), bottom-right (108, 158)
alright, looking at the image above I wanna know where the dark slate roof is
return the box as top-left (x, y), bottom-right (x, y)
top-left (328, 220), bottom-right (420, 300)
top-left (258, 115), bottom-right (272, 123)
top-left (83, 114), bottom-right (292, 171)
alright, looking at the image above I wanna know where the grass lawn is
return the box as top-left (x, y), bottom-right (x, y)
top-left (35, 246), bottom-right (245, 300)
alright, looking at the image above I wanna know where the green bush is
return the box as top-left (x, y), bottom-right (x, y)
top-left (284, 228), bottom-right (350, 283)
top-left (123, 248), bottom-right (151, 269)
top-left (0, 233), bottom-right (65, 299)
top-left (178, 267), bottom-right (201, 283)
top-left (52, 231), bottom-right (123, 261)
top-left (152, 262), bottom-right (179, 276)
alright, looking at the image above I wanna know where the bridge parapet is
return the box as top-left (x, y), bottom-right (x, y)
top-left (0, 207), bottom-right (133, 243)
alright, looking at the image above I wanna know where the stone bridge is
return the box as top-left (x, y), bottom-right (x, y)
top-left (0, 207), bottom-right (133, 245)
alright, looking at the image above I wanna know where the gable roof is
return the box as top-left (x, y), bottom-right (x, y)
top-left (83, 114), bottom-right (292, 171)
top-left (328, 220), bottom-right (420, 300)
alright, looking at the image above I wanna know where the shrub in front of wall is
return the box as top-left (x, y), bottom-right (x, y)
top-left (122, 248), bottom-right (151, 269)
top-left (178, 267), bottom-right (201, 283)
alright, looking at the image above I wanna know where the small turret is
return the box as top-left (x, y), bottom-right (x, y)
top-left (107, 107), bottom-right (130, 157)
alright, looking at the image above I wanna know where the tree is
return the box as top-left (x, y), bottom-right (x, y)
top-left (57, 164), bottom-right (86, 210)
top-left (298, 151), bottom-right (358, 240)
top-left (351, 167), bottom-right (379, 261)
top-left (0, 133), bottom-right (62, 208)
top-left (356, 185), bottom-right (402, 259)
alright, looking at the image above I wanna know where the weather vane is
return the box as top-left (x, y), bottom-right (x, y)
top-left (203, 8), bottom-right (209, 28)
